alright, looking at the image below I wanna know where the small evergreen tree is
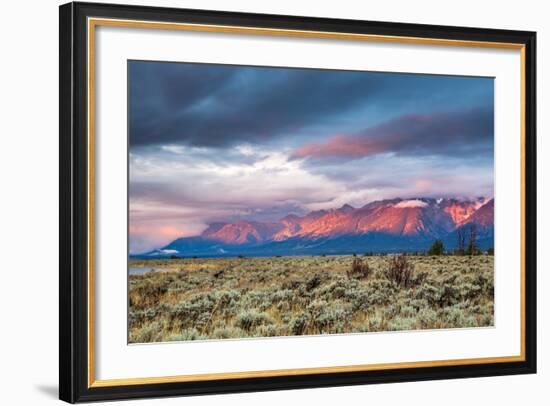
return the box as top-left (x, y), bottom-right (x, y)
top-left (456, 228), bottom-right (466, 255)
top-left (466, 224), bottom-right (478, 256)
top-left (428, 239), bottom-right (445, 256)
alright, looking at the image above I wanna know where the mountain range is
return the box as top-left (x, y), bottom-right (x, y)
top-left (135, 197), bottom-right (494, 258)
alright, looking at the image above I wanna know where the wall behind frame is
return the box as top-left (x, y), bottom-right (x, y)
top-left (0, 0), bottom-right (545, 405)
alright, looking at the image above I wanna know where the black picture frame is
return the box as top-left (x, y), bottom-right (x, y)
top-left (59, 1), bottom-right (537, 403)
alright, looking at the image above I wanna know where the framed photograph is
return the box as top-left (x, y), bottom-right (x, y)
top-left (59, 2), bottom-right (536, 403)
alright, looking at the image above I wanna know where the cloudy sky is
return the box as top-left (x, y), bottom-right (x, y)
top-left (129, 60), bottom-right (494, 253)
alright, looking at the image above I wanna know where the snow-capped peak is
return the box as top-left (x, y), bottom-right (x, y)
top-left (394, 199), bottom-right (428, 208)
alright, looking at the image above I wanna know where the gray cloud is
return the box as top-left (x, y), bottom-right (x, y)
top-left (292, 108), bottom-right (494, 160)
top-left (128, 61), bottom-right (494, 252)
top-left (129, 60), bottom-right (493, 149)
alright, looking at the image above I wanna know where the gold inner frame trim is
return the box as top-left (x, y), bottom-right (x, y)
top-left (87, 17), bottom-right (527, 388)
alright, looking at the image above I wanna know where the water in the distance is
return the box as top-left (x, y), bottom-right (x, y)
top-left (129, 267), bottom-right (154, 275)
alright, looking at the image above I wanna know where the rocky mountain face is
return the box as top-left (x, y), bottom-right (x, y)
top-left (143, 197), bottom-right (494, 257)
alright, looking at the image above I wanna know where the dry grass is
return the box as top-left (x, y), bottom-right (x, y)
top-left (128, 255), bottom-right (494, 343)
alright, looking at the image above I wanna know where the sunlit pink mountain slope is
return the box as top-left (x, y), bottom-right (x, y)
top-left (149, 197), bottom-right (493, 257)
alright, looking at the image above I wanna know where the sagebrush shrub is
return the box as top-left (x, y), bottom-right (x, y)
top-left (235, 310), bottom-right (273, 331)
top-left (169, 328), bottom-right (207, 341)
top-left (128, 254), bottom-right (494, 342)
top-left (131, 321), bottom-right (164, 342)
top-left (211, 327), bottom-right (243, 339)
top-left (129, 278), bottom-right (169, 309)
top-left (385, 254), bottom-right (415, 287)
top-left (305, 274), bottom-right (322, 291)
top-left (129, 308), bottom-right (157, 326)
top-left (290, 314), bottom-right (309, 335)
top-left (347, 257), bottom-right (371, 280)
top-left (281, 279), bottom-right (301, 290)
top-left (313, 306), bottom-right (351, 334)
top-left (255, 324), bottom-right (281, 337)
top-left (387, 317), bottom-right (417, 331)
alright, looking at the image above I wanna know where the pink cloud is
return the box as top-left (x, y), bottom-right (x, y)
top-left (130, 225), bottom-right (183, 238)
top-left (291, 109), bottom-right (492, 160)
top-left (293, 134), bottom-right (388, 159)
top-left (129, 223), bottom-right (190, 253)
top-left (414, 178), bottom-right (433, 193)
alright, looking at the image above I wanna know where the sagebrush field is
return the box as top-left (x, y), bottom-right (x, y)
top-left (128, 255), bottom-right (493, 343)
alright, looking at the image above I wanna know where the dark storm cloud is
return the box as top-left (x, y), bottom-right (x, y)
top-left (129, 61), bottom-right (493, 148)
top-left (128, 61), bottom-right (495, 252)
top-left (292, 107), bottom-right (493, 160)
